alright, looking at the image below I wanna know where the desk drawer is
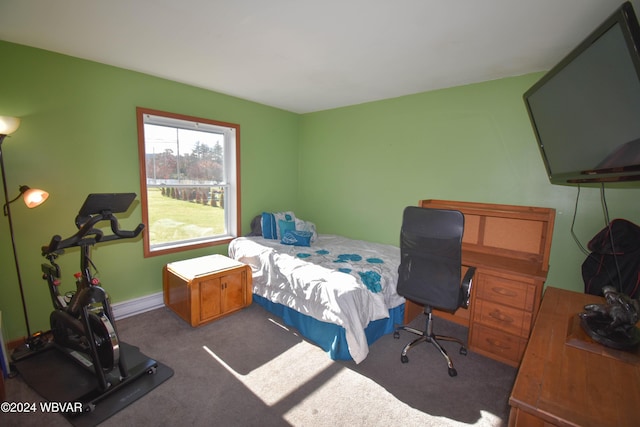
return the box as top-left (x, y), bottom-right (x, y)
top-left (475, 272), bottom-right (537, 312)
top-left (470, 323), bottom-right (527, 364)
top-left (473, 299), bottom-right (533, 338)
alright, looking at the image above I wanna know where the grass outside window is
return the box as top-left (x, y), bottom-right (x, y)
top-left (147, 188), bottom-right (225, 245)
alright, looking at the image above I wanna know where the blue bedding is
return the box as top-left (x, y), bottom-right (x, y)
top-left (229, 234), bottom-right (405, 363)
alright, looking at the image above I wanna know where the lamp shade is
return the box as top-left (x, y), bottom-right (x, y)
top-left (22, 187), bottom-right (49, 208)
top-left (0, 116), bottom-right (21, 136)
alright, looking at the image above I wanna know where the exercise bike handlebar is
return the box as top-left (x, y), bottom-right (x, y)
top-left (42, 211), bottom-right (144, 255)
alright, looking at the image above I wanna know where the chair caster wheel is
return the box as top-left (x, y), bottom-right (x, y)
top-left (393, 331), bottom-right (400, 339)
top-left (460, 347), bottom-right (467, 355)
top-left (448, 367), bottom-right (457, 377)
top-left (401, 354), bottom-right (409, 364)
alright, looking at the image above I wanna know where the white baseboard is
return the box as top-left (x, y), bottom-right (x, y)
top-left (112, 292), bottom-right (164, 320)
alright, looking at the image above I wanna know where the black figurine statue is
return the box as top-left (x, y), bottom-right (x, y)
top-left (579, 286), bottom-right (640, 350)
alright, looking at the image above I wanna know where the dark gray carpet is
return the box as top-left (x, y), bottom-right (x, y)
top-left (12, 342), bottom-right (173, 427)
top-left (3, 303), bottom-right (516, 426)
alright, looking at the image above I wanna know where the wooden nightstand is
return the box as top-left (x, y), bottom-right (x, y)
top-left (163, 254), bottom-right (252, 327)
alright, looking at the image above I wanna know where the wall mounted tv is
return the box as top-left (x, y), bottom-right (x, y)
top-left (524, 1), bottom-right (640, 184)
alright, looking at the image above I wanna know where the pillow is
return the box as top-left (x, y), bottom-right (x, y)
top-left (261, 213), bottom-right (278, 239)
top-left (246, 215), bottom-right (262, 236)
top-left (278, 219), bottom-right (296, 238)
top-left (294, 218), bottom-right (318, 242)
top-left (281, 230), bottom-right (313, 247)
top-left (261, 211), bottom-right (297, 239)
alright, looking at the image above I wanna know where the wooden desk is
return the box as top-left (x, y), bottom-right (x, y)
top-left (405, 199), bottom-right (555, 367)
top-left (509, 287), bottom-right (640, 426)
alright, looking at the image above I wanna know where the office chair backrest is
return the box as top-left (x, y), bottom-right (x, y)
top-left (397, 206), bottom-right (465, 312)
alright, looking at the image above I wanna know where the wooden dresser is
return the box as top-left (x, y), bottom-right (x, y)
top-left (404, 199), bottom-right (556, 366)
top-left (509, 287), bottom-right (640, 426)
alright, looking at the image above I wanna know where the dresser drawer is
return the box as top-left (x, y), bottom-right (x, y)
top-left (475, 272), bottom-right (538, 312)
top-left (473, 299), bottom-right (533, 338)
top-left (470, 323), bottom-right (527, 364)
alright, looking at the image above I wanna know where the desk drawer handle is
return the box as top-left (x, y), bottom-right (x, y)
top-left (492, 287), bottom-right (518, 297)
top-left (489, 310), bottom-right (513, 324)
top-left (486, 338), bottom-right (511, 349)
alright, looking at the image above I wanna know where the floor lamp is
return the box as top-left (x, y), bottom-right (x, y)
top-left (0, 116), bottom-right (49, 359)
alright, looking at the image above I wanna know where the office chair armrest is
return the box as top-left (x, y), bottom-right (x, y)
top-left (459, 266), bottom-right (476, 309)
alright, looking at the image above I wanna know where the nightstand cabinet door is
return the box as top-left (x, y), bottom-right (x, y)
top-left (198, 277), bottom-right (223, 323)
top-left (221, 269), bottom-right (249, 313)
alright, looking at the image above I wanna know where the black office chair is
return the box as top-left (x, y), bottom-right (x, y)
top-left (393, 206), bottom-right (476, 377)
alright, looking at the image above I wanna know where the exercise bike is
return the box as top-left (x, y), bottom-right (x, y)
top-left (40, 193), bottom-right (158, 411)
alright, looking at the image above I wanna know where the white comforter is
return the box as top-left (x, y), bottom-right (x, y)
top-left (228, 234), bottom-right (404, 363)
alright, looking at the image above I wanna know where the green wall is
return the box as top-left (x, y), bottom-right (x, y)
top-left (1, 40), bottom-right (639, 343)
top-left (297, 76), bottom-right (640, 295)
top-left (0, 41), bottom-right (300, 341)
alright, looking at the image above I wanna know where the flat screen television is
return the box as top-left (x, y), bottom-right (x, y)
top-left (524, 1), bottom-right (640, 184)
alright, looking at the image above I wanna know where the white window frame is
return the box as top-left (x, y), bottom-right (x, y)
top-left (136, 107), bottom-right (241, 257)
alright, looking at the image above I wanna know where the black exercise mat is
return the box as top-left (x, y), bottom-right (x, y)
top-left (14, 342), bottom-right (173, 427)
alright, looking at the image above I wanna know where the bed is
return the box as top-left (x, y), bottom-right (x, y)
top-left (228, 224), bottom-right (405, 364)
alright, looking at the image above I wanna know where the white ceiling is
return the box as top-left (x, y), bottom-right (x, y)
top-left (0, 0), bottom-right (633, 113)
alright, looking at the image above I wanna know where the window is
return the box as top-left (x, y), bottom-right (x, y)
top-left (136, 107), bottom-right (241, 257)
